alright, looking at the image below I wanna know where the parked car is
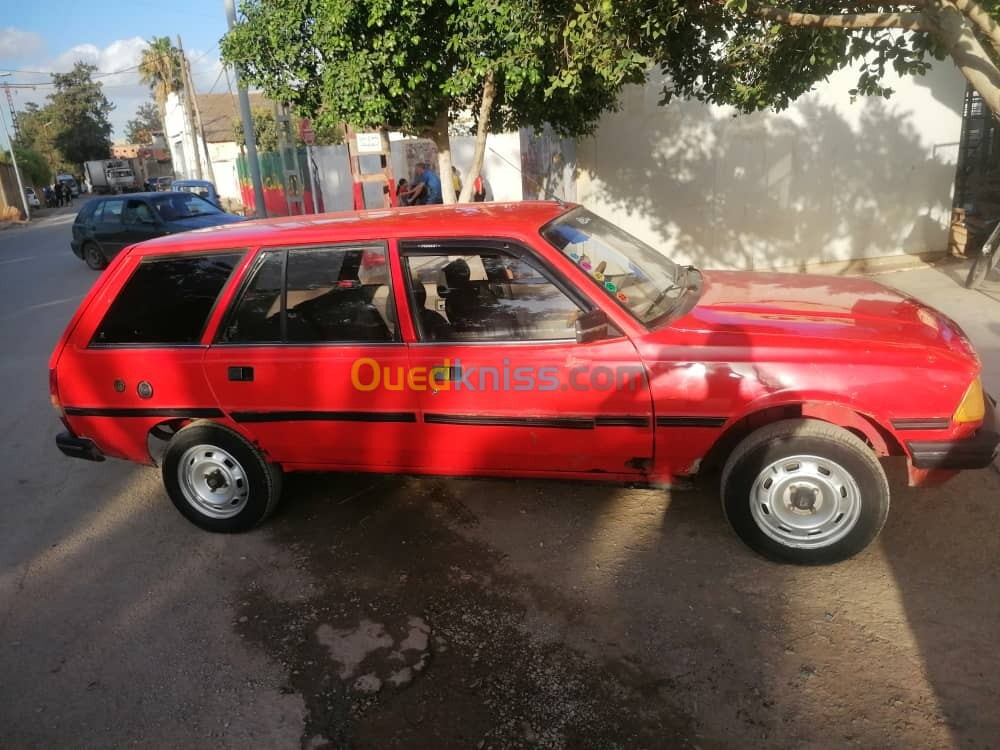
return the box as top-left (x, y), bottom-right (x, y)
top-left (155, 176), bottom-right (173, 192)
top-left (69, 191), bottom-right (246, 270)
top-left (24, 187), bottom-right (41, 209)
top-left (49, 202), bottom-right (999, 564)
top-left (172, 179), bottom-right (223, 209)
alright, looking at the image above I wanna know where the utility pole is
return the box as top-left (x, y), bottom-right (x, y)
top-left (0, 75), bottom-right (30, 220)
top-left (176, 36), bottom-right (204, 180)
top-left (224, 0), bottom-right (266, 218)
top-left (179, 39), bottom-right (217, 186)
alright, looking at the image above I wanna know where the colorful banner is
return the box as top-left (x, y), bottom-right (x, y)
top-left (236, 147), bottom-right (324, 216)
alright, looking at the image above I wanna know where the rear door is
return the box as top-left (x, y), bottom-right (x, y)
top-left (93, 197), bottom-right (127, 256)
top-left (203, 241), bottom-right (423, 469)
top-left (398, 239), bottom-right (654, 477)
top-left (122, 199), bottom-right (165, 246)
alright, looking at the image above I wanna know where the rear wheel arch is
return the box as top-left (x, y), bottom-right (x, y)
top-left (146, 418), bottom-right (275, 467)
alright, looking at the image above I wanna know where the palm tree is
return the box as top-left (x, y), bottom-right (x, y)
top-left (138, 37), bottom-right (183, 137)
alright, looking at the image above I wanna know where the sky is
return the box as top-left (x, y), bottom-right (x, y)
top-left (0, 0), bottom-right (233, 144)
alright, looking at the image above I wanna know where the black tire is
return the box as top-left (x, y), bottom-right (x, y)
top-left (83, 242), bottom-right (107, 271)
top-left (162, 421), bottom-right (283, 532)
top-left (720, 419), bottom-right (889, 565)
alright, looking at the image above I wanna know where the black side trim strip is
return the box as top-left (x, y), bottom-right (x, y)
top-left (231, 410), bottom-right (417, 423)
top-left (656, 416), bottom-right (727, 428)
top-left (891, 418), bottom-right (951, 430)
top-left (64, 407), bottom-right (224, 418)
top-left (595, 416), bottom-right (651, 427)
top-left (424, 413), bottom-right (594, 429)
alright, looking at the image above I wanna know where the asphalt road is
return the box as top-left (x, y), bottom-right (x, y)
top-left (1, 203), bottom-right (998, 749)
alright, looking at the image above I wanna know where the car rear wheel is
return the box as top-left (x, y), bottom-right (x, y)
top-left (162, 422), bottom-right (282, 532)
top-left (720, 419), bottom-right (889, 565)
top-left (83, 242), bottom-right (107, 271)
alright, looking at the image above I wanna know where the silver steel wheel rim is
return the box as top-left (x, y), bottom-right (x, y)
top-left (177, 444), bottom-right (250, 519)
top-left (749, 454), bottom-right (862, 549)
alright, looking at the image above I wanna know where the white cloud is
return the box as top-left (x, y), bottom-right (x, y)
top-left (0, 27), bottom-right (44, 59)
top-left (34, 37), bottom-right (224, 139)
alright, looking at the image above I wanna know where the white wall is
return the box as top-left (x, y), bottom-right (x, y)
top-left (309, 131), bottom-right (526, 213)
top-left (163, 92), bottom-right (213, 182)
top-left (576, 63), bottom-right (965, 270)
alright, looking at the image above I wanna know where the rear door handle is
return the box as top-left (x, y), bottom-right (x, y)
top-left (228, 366), bottom-right (254, 382)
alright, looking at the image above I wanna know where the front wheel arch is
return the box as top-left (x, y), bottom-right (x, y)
top-left (697, 401), bottom-right (902, 478)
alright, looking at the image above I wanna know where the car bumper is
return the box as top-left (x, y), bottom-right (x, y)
top-left (908, 395), bottom-right (999, 470)
top-left (56, 430), bottom-right (105, 462)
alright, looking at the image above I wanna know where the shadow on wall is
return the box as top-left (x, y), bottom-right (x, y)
top-left (577, 75), bottom-right (962, 271)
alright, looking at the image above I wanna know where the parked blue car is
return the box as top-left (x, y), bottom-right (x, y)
top-left (171, 179), bottom-right (223, 209)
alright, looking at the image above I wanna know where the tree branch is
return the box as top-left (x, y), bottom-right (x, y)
top-left (949, 0), bottom-right (1000, 56)
top-left (752, 5), bottom-right (931, 30)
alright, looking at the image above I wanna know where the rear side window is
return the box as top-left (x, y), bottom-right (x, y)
top-left (99, 199), bottom-right (125, 225)
top-left (75, 202), bottom-right (98, 224)
top-left (92, 252), bottom-right (245, 345)
top-left (219, 243), bottom-right (395, 344)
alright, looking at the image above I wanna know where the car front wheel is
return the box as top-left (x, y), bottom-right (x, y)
top-left (721, 419), bottom-right (889, 565)
top-left (162, 422), bottom-right (282, 532)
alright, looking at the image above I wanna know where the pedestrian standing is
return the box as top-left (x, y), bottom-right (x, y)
top-left (55, 184), bottom-right (64, 207)
top-left (408, 163), bottom-right (443, 205)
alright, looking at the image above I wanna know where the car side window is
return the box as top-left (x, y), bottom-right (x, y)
top-left (100, 199), bottom-right (125, 225)
top-left (92, 252), bottom-right (246, 346)
top-left (222, 252), bottom-right (284, 343)
top-left (220, 243), bottom-right (396, 344)
top-left (402, 249), bottom-right (583, 342)
top-left (123, 200), bottom-right (154, 225)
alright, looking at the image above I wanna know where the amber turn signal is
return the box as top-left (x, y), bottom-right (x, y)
top-left (953, 378), bottom-right (986, 424)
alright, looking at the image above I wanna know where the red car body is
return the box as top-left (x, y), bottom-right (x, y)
top-left (49, 202), bottom-right (997, 560)
top-left (51, 201), bottom-right (996, 480)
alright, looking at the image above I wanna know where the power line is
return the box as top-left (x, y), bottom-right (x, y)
top-left (2, 44), bottom-right (220, 88)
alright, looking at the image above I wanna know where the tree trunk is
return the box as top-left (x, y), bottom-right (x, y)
top-left (925, 0), bottom-right (1000, 116)
top-left (428, 105), bottom-right (456, 205)
top-left (459, 70), bottom-right (497, 203)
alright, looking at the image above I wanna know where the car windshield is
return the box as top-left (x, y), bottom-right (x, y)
top-left (176, 184), bottom-right (211, 199)
top-left (152, 193), bottom-right (223, 220)
top-left (541, 207), bottom-right (691, 324)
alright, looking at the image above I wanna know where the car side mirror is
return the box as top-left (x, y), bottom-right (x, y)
top-left (576, 308), bottom-right (609, 344)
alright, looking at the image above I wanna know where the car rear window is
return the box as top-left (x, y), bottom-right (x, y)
top-left (92, 252), bottom-right (245, 346)
top-left (75, 202), bottom-right (98, 223)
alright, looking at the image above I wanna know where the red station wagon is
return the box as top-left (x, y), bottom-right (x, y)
top-left (50, 202), bottom-right (999, 564)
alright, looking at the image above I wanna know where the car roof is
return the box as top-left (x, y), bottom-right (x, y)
top-left (172, 179), bottom-right (212, 187)
top-left (94, 191), bottom-right (185, 200)
top-left (131, 201), bottom-right (572, 255)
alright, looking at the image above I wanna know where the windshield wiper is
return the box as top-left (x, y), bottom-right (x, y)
top-left (641, 266), bottom-right (699, 319)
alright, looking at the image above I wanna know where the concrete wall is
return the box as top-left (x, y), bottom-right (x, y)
top-left (576, 63), bottom-right (965, 271)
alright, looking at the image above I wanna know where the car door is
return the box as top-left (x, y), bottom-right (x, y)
top-left (398, 239), bottom-right (654, 478)
top-left (203, 240), bottom-right (423, 469)
top-left (93, 197), bottom-right (127, 256)
top-left (122, 198), bottom-right (165, 246)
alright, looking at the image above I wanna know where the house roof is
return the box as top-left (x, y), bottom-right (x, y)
top-left (195, 92), bottom-right (270, 143)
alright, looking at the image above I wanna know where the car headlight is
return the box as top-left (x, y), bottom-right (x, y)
top-left (953, 377), bottom-right (986, 424)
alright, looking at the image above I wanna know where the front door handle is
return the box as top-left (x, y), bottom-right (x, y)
top-left (430, 364), bottom-right (462, 384)
top-left (228, 366), bottom-right (254, 382)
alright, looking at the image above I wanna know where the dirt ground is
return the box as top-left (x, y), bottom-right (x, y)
top-left (3, 219), bottom-right (999, 749)
top-left (232, 458), bottom-right (1000, 749)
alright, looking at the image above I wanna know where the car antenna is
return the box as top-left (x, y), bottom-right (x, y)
top-left (486, 146), bottom-right (567, 208)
